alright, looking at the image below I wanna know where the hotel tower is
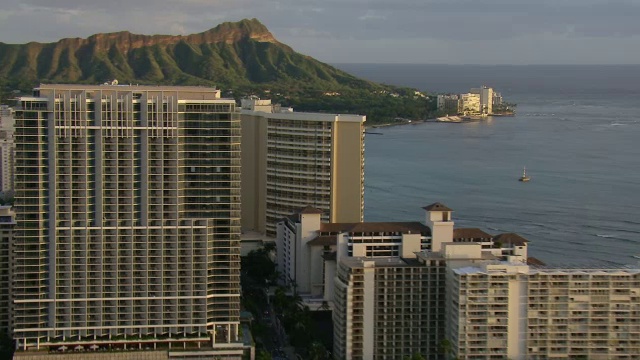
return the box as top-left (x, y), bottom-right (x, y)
top-left (240, 98), bottom-right (365, 238)
top-left (12, 84), bottom-right (244, 357)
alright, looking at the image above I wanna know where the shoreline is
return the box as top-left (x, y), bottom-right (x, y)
top-left (365, 112), bottom-right (515, 129)
top-left (366, 119), bottom-right (428, 129)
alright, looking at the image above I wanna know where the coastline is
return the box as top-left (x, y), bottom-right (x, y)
top-left (365, 112), bottom-right (515, 129)
top-left (366, 119), bottom-right (427, 129)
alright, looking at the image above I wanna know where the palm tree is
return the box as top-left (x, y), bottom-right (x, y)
top-left (308, 341), bottom-right (329, 360)
top-left (404, 353), bottom-right (425, 360)
top-left (438, 338), bottom-right (453, 359)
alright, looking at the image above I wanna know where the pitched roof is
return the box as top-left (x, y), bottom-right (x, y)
top-left (422, 202), bottom-right (453, 212)
top-left (493, 232), bottom-right (529, 245)
top-left (307, 235), bottom-right (337, 246)
top-left (453, 228), bottom-right (493, 240)
top-left (319, 222), bottom-right (431, 235)
top-left (298, 205), bottom-right (324, 215)
top-left (527, 257), bottom-right (546, 266)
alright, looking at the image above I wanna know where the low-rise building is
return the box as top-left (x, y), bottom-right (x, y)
top-left (312, 202), bottom-right (640, 360)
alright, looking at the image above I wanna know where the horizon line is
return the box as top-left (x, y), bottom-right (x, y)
top-left (331, 62), bottom-right (640, 66)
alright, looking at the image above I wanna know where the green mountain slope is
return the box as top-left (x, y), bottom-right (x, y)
top-left (0, 18), bottom-right (374, 90)
top-left (0, 19), bottom-right (436, 123)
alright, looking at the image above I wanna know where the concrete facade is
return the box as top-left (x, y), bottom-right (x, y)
top-left (329, 202), bottom-right (640, 360)
top-left (449, 264), bottom-right (640, 360)
top-left (12, 85), bottom-right (243, 358)
top-left (240, 98), bottom-right (365, 237)
top-left (0, 105), bottom-right (15, 193)
top-left (471, 86), bottom-right (494, 115)
top-left (460, 93), bottom-right (481, 115)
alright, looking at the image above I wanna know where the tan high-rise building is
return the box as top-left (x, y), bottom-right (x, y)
top-left (240, 98), bottom-right (365, 237)
top-left (12, 84), bottom-right (246, 358)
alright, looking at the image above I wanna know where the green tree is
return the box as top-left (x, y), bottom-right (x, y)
top-left (0, 330), bottom-right (14, 360)
top-left (438, 339), bottom-right (453, 359)
top-left (308, 341), bottom-right (330, 360)
top-left (404, 353), bottom-right (425, 360)
top-left (255, 349), bottom-right (272, 360)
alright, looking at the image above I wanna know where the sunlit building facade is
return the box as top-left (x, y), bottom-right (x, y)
top-left (240, 98), bottom-right (365, 237)
top-left (12, 84), bottom-right (244, 357)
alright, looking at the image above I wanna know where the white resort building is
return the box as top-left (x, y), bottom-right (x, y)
top-left (276, 202), bottom-right (640, 360)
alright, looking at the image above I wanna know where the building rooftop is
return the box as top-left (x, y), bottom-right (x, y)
top-left (422, 202), bottom-right (453, 212)
top-left (340, 256), bottom-right (425, 269)
top-left (453, 228), bottom-right (493, 240)
top-left (297, 205), bottom-right (324, 215)
top-left (493, 232), bottom-right (529, 245)
top-left (319, 221), bottom-right (431, 235)
top-left (527, 257), bottom-right (546, 266)
top-left (241, 108), bottom-right (365, 123)
top-left (307, 235), bottom-right (336, 247)
top-left (36, 83), bottom-right (221, 92)
top-left (416, 249), bottom-right (497, 261)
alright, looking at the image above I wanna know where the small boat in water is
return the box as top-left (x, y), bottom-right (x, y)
top-left (519, 167), bottom-right (530, 182)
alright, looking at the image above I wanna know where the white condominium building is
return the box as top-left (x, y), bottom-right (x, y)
top-left (449, 263), bottom-right (640, 360)
top-left (471, 86), bottom-right (494, 115)
top-left (241, 98), bottom-right (365, 237)
top-left (12, 84), bottom-right (245, 358)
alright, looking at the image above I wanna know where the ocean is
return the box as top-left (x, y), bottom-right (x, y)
top-left (334, 64), bottom-right (640, 265)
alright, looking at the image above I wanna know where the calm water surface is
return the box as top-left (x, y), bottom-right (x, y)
top-left (335, 64), bottom-right (640, 265)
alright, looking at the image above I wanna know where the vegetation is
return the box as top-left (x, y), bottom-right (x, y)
top-left (404, 353), bottom-right (426, 360)
top-left (0, 18), bottom-right (438, 124)
top-left (0, 331), bottom-right (14, 360)
top-left (438, 338), bottom-right (454, 359)
top-left (0, 191), bottom-right (14, 206)
top-left (255, 349), bottom-right (272, 360)
top-left (493, 102), bottom-right (517, 115)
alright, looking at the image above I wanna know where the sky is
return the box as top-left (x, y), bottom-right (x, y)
top-left (1, 0), bottom-right (639, 64)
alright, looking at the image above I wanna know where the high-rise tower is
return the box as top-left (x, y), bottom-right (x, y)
top-left (12, 84), bottom-right (243, 356)
top-left (240, 98), bottom-right (365, 237)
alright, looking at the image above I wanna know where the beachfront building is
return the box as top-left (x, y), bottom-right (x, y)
top-left (276, 205), bottom-right (432, 304)
top-left (460, 93), bottom-right (481, 115)
top-left (12, 84), bottom-right (247, 358)
top-left (436, 94), bottom-right (460, 115)
top-left (240, 98), bottom-right (365, 238)
top-left (276, 203), bottom-right (529, 308)
top-left (448, 262), bottom-right (640, 359)
top-left (326, 202), bottom-right (640, 360)
top-left (471, 86), bottom-right (494, 115)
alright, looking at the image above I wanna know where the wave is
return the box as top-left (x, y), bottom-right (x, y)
top-left (596, 234), bottom-right (615, 238)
